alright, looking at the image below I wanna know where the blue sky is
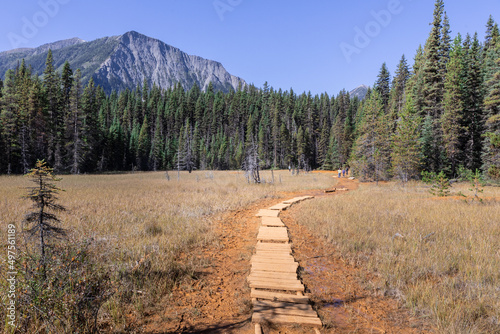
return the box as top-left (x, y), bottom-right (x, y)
top-left (1, 0), bottom-right (498, 95)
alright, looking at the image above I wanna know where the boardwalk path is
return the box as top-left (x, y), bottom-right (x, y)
top-left (251, 196), bottom-right (322, 334)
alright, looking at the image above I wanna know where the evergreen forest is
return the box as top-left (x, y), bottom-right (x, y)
top-left (1, 1), bottom-right (499, 183)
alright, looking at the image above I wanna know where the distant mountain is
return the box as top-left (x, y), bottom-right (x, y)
top-left (349, 84), bottom-right (369, 100)
top-left (0, 31), bottom-right (245, 94)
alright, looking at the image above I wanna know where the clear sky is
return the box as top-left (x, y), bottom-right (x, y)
top-left (1, 0), bottom-right (498, 95)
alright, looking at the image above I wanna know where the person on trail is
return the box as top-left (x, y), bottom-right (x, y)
top-left (342, 169), bottom-right (346, 177)
top-left (346, 167), bottom-right (349, 176)
top-left (338, 168), bottom-right (342, 178)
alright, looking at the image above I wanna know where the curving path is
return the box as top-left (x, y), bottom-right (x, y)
top-left (250, 196), bottom-right (322, 334)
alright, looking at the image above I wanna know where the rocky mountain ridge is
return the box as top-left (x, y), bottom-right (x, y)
top-left (0, 31), bottom-right (245, 94)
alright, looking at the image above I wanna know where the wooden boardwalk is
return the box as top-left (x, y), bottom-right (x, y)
top-left (250, 196), bottom-right (321, 333)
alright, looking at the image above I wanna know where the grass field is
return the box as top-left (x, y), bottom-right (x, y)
top-left (296, 181), bottom-right (500, 334)
top-left (0, 170), bottom-right (335, 332)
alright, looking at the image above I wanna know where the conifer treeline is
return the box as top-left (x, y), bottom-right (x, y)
top-left (350, 2), bottom-right (500, 182)
top-left (0, 1), bottom-right (499, 182)
top-left (0, 50), bottom-right (359, 174)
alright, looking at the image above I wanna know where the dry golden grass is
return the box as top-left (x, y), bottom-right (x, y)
top-left (0, 170), bottom-right (334, 331)
top-left (296, 181), bottom-right (500, 334)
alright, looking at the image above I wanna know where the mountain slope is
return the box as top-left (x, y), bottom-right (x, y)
top-left (0, 31), bottom-right (245, 94)
top-left (349, 84), bottom-right (369, 100)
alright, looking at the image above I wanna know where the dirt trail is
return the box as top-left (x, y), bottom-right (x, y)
top-left (139, 176), bottom-right (433, 333)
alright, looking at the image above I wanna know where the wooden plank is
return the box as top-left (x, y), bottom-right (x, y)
top-left (255, 251), bottom-right (292, 257)
top-left (252, 300), bottom-right (318, 318)
top-left (252, 253), bottom-right (295, 260)
top-left (251, 257), bottom-right (296, 264)
top-left (253, 299), bottom-right (314, 311)
top-left (255, 243), bottom-right (291, 251)
top-left (248, 271), bottom-right (298, 281)
top-left (252, 312), bottom-right (322, 327)
top-left (268, 203), bottom-right (291, 211)
top-left (259, 226), bottom-right (288, 233)
top-left (257, 227), bottom-right (288, 237)
top-left (257, 227), bottom-right (289, 242)
top-left (255, 209), bottom-right (279, 217)
top-left (251, 289), bottom-right (309, 304)
top-left (251, 262), bottom-right (297, 273)
top-left (257, 235), bottom-right (289, 242)
top-left (247, 277), bottom-right (303, 287)
top-left (300, 196), bottom-right (314, 200)
top-left (261, 217), bottom-right (285, 227)
top-left (282, 198), bottom-right (303, 204)
top-left (248, 280), bottom-right (304, 291)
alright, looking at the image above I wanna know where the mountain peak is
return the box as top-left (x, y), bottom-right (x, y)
top-left (0, 31), bottom-right (245, 94)
top-left (350, 84), bottom-right (369, 100)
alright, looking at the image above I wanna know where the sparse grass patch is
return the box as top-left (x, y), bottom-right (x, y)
top-left (296, 181), bottom-right (500, 333)
top-left (0, 170), bottom-right (334, 332)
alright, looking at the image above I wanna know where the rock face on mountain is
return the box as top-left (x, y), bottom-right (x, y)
top-left (349, 84), bottom-right (369, 100)
top-left (0, 31), bottom-right (245, 94)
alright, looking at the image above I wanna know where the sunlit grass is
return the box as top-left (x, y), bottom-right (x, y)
top-left (296, 181), bottom-right (500, 334)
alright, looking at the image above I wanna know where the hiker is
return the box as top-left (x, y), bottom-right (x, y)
top-left (346, 167), bottom-right (349, 176)
top-left (338, 168), bottom-right (342, 178)
top-left (342, 169), bottom-right (346, 177)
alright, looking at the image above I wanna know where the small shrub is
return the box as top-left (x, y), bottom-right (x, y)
top-left (429, 171), bottom-right (450, 197)
top-left (421, 170), bottom-right (437, 184)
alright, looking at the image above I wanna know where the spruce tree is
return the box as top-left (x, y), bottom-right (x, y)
top-left (65, 69), bottom-right (84, 174)
top-left (0, 69), bottom-right (19, 174)
top-left (462, 33), bottom-right (484, 170)
top-left (389, 55), bottom-right (411, 127)
top-left (442, 35), bottom-right (465, 174)
top-left (374, 62), bottom-right (391, 111)
top-left (392, 94), bottom-right (422, 183)
top-left (482, 45), bottom-right (500, 180)
top-left (23, 160), bottom-right (66, 274)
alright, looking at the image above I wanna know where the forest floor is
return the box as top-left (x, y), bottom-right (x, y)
top-left (137, 174), bottom-right (434, 333)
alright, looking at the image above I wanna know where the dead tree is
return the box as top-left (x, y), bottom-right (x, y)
top-left (243, 140), bottom-right (261, 183)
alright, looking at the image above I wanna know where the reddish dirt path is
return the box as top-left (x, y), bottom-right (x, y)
top-left (137, 176), bottom-right (434, 333)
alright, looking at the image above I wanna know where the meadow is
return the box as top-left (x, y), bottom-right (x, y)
top-left (0, 170), bottom-right (335, 332)
top-left (296, 181), bottom-right (500, 334)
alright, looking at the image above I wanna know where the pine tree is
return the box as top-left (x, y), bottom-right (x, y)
top-left (80, 78), bottom-right (101, 172)
top-left (0, 69), bottom-right (19, 174)
top-left (137, 116), bottom-right (150, 170)
top-left (374, 62), bottom-right (391, 111)
top-left (484, 15), bottom-right (499, 55)
top-left (482, 44), bottom-right (500, 180)
top-left (389, 55), bottom-right (411, 126)
top-left (65, 69), bottom-right (84, 174)
top-left (350, 90), bottom-right (391, 181)
top-left (422, 0), bottom-right (445, 119)
top-left (43, 50), bottom-right (64, 171)
top-left (442, 35), bottom-right (465, 174)
top-left (23, 160), bottom-right (66, 273)
top-left (391, 94), bottom-right (422, 183)
top-left (462, 33), bottom-right (484, 170)
top-left (420, 0), bottom-right (447, 172)
top-left (420, 114), bottom-right (435, 172)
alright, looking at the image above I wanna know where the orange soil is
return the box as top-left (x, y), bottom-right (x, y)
top-left (128, 175), bottom-right (434, 333)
